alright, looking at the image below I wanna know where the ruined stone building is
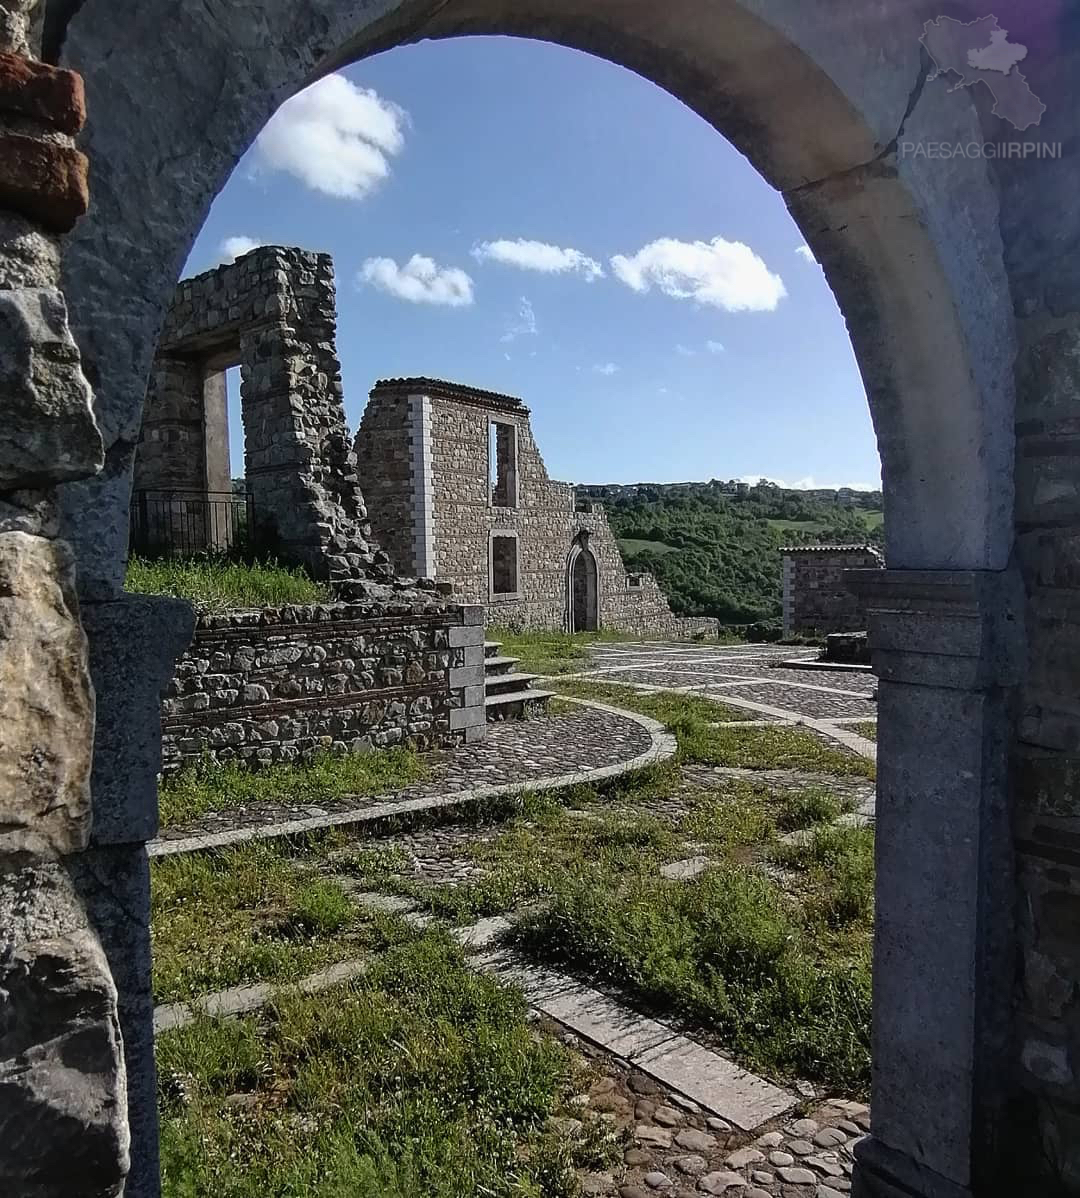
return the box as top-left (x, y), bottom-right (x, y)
top-left (781, 544), bottom-right (884, 636)
top-left (354, 377), bottom-right (715, 636)
top-left (133, 246), bottom-right (394, 598)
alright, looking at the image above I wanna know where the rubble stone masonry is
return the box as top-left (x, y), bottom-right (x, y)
top-left (161, 601), bottom-right (487, 769)
top-left (355, 378), bottom-right (718, 638)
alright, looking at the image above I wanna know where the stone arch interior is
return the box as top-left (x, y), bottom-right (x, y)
top-left (42, 3), bottom-right (1038, 1196)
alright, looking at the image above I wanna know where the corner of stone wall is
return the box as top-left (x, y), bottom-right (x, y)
top-left (448, 603), bottom-right (487, 743)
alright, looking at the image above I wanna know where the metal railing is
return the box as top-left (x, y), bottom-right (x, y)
top-left (130, 489), bottom-right (254, 558)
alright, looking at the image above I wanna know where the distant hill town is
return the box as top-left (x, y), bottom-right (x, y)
top-left (578, 479), bottom-right (884, 626)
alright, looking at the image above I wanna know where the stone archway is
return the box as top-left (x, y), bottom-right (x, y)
top-left (34, 3), bottom-right (1080, 1197)
top-left (568, 537), bottom-right (600, 633)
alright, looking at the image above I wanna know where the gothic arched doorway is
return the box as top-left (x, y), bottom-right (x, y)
top-left (568, 539), bottom-right (599, 633)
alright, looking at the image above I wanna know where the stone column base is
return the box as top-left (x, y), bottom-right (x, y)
top-left (854, 1138), bottom-right (974, 1198)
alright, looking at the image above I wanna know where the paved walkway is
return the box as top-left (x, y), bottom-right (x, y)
top-left (560, 643), bottom-right (878, 764)
top-left (150, 698), bottom-right (676, 857)
top-left (152, 641), bottom-right (878, 1196)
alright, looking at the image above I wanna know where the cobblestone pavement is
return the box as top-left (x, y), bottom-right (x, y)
top-left (562, 1048), bottom-right (869, 1198)
top-left (153, 705), bottom-right (654, 847)
top-left (572, 643), bottom-right (878, 762)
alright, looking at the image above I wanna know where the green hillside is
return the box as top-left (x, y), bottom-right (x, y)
top-left (584, 479), bottom-right (884, 626)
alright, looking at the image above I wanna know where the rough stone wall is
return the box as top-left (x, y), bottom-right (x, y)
top-left (782, 546), bottom-right (884, 636)
top-left (999, 28), bottom-right (1080, 1187)
top-left (137, 247), bottom-right (395, 595)
top-left (0, 10), bottom-right (130, 1195)
top-left (352, 385), bottom-right (418, 577)
top-left (161, 601), bottom-right (487, 768)
top-left (355, 379), bottom-right (702, 636)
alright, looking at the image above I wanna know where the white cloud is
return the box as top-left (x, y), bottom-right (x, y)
top-left (359, 254), bottom-right (474, 306)
top-left (611, 237), bottom-right (786, 312)
top-left (676, 340), bottom-right (725, 357)
top-left (256, 73), bottom-right (408, 199)
top-left (501, 297), bottom-right (537, 343)
top-left (738, 474), bottom-right (880, 491)
top-left (795, 244), bottom-right (817, 264)
top-left (473, 238), bottom-right (604, 281)
top-left (220, 235), bottom-right (263, 263)
top-left (593, 362), bottom-right (619, 376)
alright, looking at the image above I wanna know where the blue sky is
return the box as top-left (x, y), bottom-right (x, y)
top-left (185, 35), bottom-right (880, 489)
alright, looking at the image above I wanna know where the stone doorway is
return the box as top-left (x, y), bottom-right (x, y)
top-left (569, 539), bottom-right (599, 632)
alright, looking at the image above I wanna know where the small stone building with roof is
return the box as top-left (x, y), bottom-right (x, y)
top-left (781, 543), bottom-right (885, 637)
top-left (355, 377), bottom-right (715, 637)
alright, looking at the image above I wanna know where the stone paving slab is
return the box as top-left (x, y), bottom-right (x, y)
top-left (704, 682), bottom-right (876, 720)
top-left (635, 1037), bottom-right (796, 1132)
top-left (154, 958), bottom-right (369, 1035)
top-left (478, 950), bottom-right (797, 1131)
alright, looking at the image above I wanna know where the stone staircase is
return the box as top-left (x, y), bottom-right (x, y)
top-left (483, 641), bottom-right (554, 721)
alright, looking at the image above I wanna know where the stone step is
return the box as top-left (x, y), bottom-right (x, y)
top-left (485, 689), bottom-right (555, 722)
top-left (485, 671), bottom-right (542, 695)
top-left (483, 655), bottom-right (521, 676)
top-left (484, 641), bottom-right (502, 658)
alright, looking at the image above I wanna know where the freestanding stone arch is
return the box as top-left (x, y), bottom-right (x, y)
top-left (21, 2), bottom-right (1077, 1196)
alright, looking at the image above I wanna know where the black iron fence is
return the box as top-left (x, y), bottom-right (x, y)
top-left (130, 489), bottom-right (254, 558)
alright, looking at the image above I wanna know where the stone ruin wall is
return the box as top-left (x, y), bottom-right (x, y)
top-left (136, 247), bottom-right (396, 597)
top-left (782, 545), bottom-right (884, 637)
top-left (162, 601), bottom-right (487, 769)
top-left (0, 11), bottom-right (132, 1195)
top-left (355, 379), bottom-right (717, 638)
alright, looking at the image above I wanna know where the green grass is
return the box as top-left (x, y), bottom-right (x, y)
top-left (159, 930), bottom-right (617, 1197)
top-left (678, 723), bottom-right (876, 778)
top-left (775, 786), bottom-right (854, 831)
top-left (854, 722), bottom-right (878, 742)
top-left (618, 537), bottom-right (680, 556)
top-left (151, 839), bottom-right (411, 1003)
top-left (552, 680), bottom-right (875, 779)
top-left (515, 854), bottom-right (871, 1093)
top-left (126, 554), bottom-right (330, 610)
top-left (487, 627), bottom-right (637, 677)
top-left (773, 823), bottom-right (876, 929)
top-left (551, 678), bottom-right (746, 724)
top-left (364, 786), bottom-right (684, 926)
top-left (159, 747), bottom-right (427, 829)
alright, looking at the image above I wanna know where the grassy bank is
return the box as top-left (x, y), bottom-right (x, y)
top-left (126, 554), bottom-right (330, 610)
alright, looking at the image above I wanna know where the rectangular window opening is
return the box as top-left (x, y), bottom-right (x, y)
top-left (489, 420), bottom-right (518, 508)
top-left (491, 534), bottom-right (518, 596)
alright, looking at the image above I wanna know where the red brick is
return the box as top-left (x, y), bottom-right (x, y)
top-left (0, 51), bottom-right (85, 135)
top-left (0, 133), bottom-right (89, 232)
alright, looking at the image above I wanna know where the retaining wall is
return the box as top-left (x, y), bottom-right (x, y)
top-left (161, 601), bottom-right (486, 770)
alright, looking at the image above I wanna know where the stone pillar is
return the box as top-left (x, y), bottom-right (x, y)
top-left (76, 595), bottom-right (194, 1198)
top-left (847, 570), bottom-right (1021, 1198)
top-left (0, 6), bottom-right (134, 1195)
top-left (201, 365), bottom-right (231, 497)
